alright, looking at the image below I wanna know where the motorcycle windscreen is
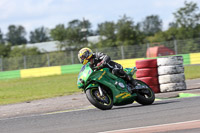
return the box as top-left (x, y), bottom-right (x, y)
top-left (77, 63), bottom-right (93, 88)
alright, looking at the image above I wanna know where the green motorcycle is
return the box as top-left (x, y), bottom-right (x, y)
top-left (77, 62), bottom-right (155, 110)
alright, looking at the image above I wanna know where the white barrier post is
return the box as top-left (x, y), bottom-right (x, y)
top-left (47, 54), bottom-right (50, 66)
top-left (24, 56), bottom-right (27, 69)
top-left (121, 46), bottom-right (125, 59)
top-left (0, 57), bottom-right (3, 71)
top-left (174, 39), bottom-right (178, 55)
top-left (71, 51), bottom-right (74, 64)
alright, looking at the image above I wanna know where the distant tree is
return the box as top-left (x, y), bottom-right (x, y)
top-left (66, 19), bottom-right (83, 44)
top-left (97, 21), bottom-right (116, 40)
top-left (146, 23), bottom-right (199, 43)
top-left (6, 25), bottom-right (27, 45)
top-left (95, 15), bottom-right (145, 47)
top-left (147, 1), bottom-right (200, 43)
top-left (116, 15), bottom-right (135, 45)
top-left (0, 44), bottom-right (11, 57)
top-left (29, 26), bottom-right (50, 43)
top-left (173, 1), bottom-right (200, 28)
top-left (51, 19), bottom-right (92, 50)
top-left (95, 21), bottom-right (116, 47)
top-left (9, 45), bottom-right (41, 57)
top-left (66, 19), bottom-right (92, 45)
top-left (50, 24), bottom-right (67, 41)
top-left (168, 22), bottom-right (179, 28)
top-left (0, 29), bottom-right (4, 44)
top-left (116, 15), bottom-right (144, 45)
top-left (193, 24), bottom-right (200, 38)
top-left (139, 15), bottom-right (162, 36)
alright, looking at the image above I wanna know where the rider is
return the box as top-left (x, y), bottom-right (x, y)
top-left (78, 47), bottom-right (136, 88)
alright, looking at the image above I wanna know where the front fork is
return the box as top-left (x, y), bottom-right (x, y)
top-left (98, 85), bottom-right (104, 96)
top-left (85, 83), bottom-right (105, 97)
top-left (85, 83), bottom-right (103, 94)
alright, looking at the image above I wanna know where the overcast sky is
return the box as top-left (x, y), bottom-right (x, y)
top-left (0, 0), bottom-right (200, 35)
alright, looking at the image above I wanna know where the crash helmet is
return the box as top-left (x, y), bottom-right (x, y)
top-left (78, 48), bottom-right (93, 65)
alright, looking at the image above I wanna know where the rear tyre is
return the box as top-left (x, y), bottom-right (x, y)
top-left (86, 88), bottom-right (113, 110)
top-left (135, 80), bottom-right (155, 105)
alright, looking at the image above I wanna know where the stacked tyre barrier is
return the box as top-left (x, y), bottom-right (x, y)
top-left (136, 59), bottom-right (160, 93)
top-left (135, 56), bottom-right (186, 93)
top-left (157, 56), bottom-right (187, 92)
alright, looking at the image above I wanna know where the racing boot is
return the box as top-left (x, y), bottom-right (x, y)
top-left (127, 75), bottom-right (146, 91)
top-left (126, 75), bottom-right (137, 88)
top-left (116, 69), bottom-right (137, 88)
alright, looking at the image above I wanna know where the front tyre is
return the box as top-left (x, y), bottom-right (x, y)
top-left (86, 88), bottom-right (113, 110)
top-left (135, 80), bottom-right (155, 105)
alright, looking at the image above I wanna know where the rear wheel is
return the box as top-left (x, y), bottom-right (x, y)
top-left (86, 87), bottom-right (113, 110)
top-left (135, 79), bottom-right (155, 105)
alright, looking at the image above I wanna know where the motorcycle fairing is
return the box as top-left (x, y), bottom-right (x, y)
top-left (77, 63), bottom-right (137, 105)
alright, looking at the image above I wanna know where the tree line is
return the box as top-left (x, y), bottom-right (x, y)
top-left (0, 1), bottom-right (200, 58)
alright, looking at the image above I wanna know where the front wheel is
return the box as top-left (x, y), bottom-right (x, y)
top-left (86, 88), bottom-right (113, 110)
top-left (135, 79), bottom-right (155, 105)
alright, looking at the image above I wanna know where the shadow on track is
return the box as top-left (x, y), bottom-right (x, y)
top-left (111, 100), bottom-right (180, 110)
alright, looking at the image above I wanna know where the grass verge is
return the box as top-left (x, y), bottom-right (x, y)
top-left (0, 73), bottom-right (80, 105)
top-left (0, 65), bottom-right (200, 105)
top-left (184, 65), bottom-right (200, 79)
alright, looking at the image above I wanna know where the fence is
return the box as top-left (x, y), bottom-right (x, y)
top-left (0, 38), bottom-right (200, 71)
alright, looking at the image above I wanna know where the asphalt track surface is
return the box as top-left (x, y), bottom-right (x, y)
top-left (0, 96), bottom-right (200, 133)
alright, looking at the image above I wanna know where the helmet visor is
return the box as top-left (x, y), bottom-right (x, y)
top-left (80, 55), bottom-right (86, 63)
top-left (78, 54), bottom-right (87, 63)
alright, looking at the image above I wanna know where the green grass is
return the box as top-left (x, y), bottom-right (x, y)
top-left (0, 65), bottom-right (200, 105)
top-left (0, 74), bottom-right (80, 105)
top-left (184, 65), bottom-right (200, 79)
